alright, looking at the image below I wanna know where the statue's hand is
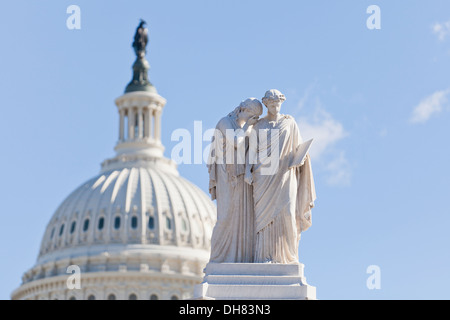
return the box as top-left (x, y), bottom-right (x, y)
top-left (247, 115), bottom-right (259, 126)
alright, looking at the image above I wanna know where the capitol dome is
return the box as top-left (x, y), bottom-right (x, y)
top-left (11, 23), bottom-right (216, 300)
top-left (38, 166), bottom-right (215, 262)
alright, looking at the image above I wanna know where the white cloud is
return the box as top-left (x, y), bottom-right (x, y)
top-left (294, 81), bottom-right (351, 186)
top-left (379, 128), bottom-right (388, 138)
top-left (410, 89), bottom-right (450, 124)
top-left (297, 106), bottom-right (350, 186)
top-left (324, 151), bottom-right (351, 187)
top-left (297, 80), bottom-right (318, 111)
top-left (298, 108), bottom-right (348, 160)
top-left (433, 21), bottom-right (450, 41)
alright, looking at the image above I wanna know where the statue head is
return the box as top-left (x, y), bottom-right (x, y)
top-left (262, 89), bottom-right (286, 116)
top-left (138, 19), bottom-right (147, 28)
top-left (237, 98), bottom-right (263, 121)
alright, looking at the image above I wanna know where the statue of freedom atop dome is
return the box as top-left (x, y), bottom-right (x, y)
top-left (125, 19), bottom-right (155, 94)
top-left (132, 19), bottom-right (148, 58)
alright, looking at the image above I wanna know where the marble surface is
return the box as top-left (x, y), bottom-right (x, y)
top-left (194, 262), bottom-right (316, 300)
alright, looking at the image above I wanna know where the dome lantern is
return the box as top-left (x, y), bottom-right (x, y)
top-left (102, 21), bottom-right (170, 172)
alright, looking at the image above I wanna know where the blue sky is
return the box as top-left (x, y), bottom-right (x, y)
top-left (1, 0), bottom-right (450, 300)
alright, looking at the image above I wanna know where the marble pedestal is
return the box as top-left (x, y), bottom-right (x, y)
top-left (194, 262), bottom-right (316, 300)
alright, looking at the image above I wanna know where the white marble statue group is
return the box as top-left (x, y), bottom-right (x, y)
top-left (207, 89), bottom-right (317, 265)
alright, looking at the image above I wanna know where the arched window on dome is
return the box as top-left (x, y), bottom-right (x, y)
top-left (150, 294), bottom-right (158, 300)
top-left (171, 295), bottom-right (179, 300)
top-left (148, 216), bottom-right (155, 229)
top-left (179, 213), bottom-right (190, 243)
top-left (83, 218), bottom-right (90, 232)
top-left (87, 295), bottom-right (96, 300)
top-left (181, 217), bottom-right (188, 232)
top-left (166, 216), bottom-right (172, 230)
top-left (129, 293), bottom-right (138, 300)
top-left (69, 296), bottom-right (76, 300)
top-left (50, 227), bottom-right (55, 239)
top-left (98, 217), bottom-right (105, 230)
top-left (131, 216), bottom-right (138, 229)
top-left (59, 224), bottom-right (65, 236)
top-left (70, 221), bottom-right (76, 234)
top-left (114, 216), bottom-right (121, 229)
top-left (107, 294), bottom-right (116, 300)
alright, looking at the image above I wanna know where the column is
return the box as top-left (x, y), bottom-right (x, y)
top-left (144, 107), bottom-right (151, 139)
top-left (138, 107), bottom-right (143, 139)
top-left (154, 110), bottom-right (161, 141)
top-left (119, 109), bottom-right (125, 141)
top-left (128, 108), bottom-right (135, 140)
